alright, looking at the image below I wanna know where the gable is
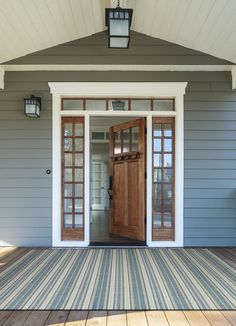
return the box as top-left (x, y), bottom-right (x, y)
top-left (4, 31), bottom-right (232, 66)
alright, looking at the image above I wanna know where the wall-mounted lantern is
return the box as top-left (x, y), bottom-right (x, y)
top-left (24, 95), bottom-right (41, 118)
top-left (105, 0), bottom-right (133, 49)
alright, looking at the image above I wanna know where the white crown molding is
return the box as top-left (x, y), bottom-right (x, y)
top-left (0, 66), bottom-right (4, 89)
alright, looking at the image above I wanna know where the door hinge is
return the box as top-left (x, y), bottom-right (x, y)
top-left (145, 127), bottom-right (147, 134)
top-left (145, 172), bottom-right (147, 179)
top-left (145, 217), bottom-right (147, 225)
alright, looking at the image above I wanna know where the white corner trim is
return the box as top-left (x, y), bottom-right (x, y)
top-left (0, 66), bottom-right (4, 89)
top-left (48, 82), bottom-right (188, 97)
top-left (2, 64), bottom-right (234, 72)
top-left (232, 66), bottom-right (236, 90)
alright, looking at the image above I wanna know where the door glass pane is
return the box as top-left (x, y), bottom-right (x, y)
top-left (75, 168), bottom-right (83, 182)
top-left (75, 215), bottom-right (83, 227)
top-left (64, 215), bottom-right (73, 228)
top-left (64, 168), bottom-right (72, 181)
top-left (114, 131), bottom-right (121, 154)
top-left (75, 199), bottom-right (83, 213)
top-left (164, 139), bottom-right (172, 152)
top-left (164, 124), bottom-right (172, 137)
top-left (164, 213), bottom-right (172, 227)
top-left (131, 126), bottom-right (139, 151)
top-left (75, 123), bottom-right (83, 136)
top-left (154, 154), bottom-right (162, 167)
top-left (75, 138), bottom-right (83, 151)
top-left (154, 139), bottom-right (161, 152)
top-left (164, 184), bottom-right (172, 199)
top-left (64, 138), bottom-right (72, 151)
top-left (65, 153), bottom-right (73, 167)
top-left (123, 128), bottom-right (130, 152)
top-left (154, 169), bottom-right (162, 182)
top-left (64, 199), bottom-right (73, 213)
top-left (75, 184), bottom-right (83, 197)
top-left (164, 169), bottom-right (172, 183)
top-left (164, 154), bottom-right (172, 167)
top-left (64, 184), bottom-right (73, 197)
top-left (64, 123), bottom-right (72, 136)
top-left (75, 153), bottom-right (83, 167)
top-left (153, 124), bottom-right (162, 137)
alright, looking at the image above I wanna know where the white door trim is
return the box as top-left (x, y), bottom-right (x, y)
top-left (49, 82), bottom-right (187, 247)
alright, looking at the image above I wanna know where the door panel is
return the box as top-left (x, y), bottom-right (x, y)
top-left (109, 118), bottom-right (146, 241)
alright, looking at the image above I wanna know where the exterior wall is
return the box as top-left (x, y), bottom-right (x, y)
top-left (0, 70), bottom-right (235, 247)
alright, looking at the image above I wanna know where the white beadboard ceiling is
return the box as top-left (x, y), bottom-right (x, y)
top-left (0, 0), bottom-right (236, 64)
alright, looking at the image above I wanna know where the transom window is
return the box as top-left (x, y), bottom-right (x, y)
top-left (62, 98), bottom-right (175, 111)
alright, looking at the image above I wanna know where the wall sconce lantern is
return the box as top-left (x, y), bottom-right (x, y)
top-left (105, 0), bottom-right (133, 49)
top-left (24, 95), bottom-right (41, 118)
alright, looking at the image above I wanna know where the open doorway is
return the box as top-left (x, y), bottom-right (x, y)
top-left (90, 116), bottom-right (146, 246)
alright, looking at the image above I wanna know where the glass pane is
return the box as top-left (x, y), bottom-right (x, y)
top-left (153, 183), bottom-right (162, 199)
top-left (154, 139), bottom-right (161, 152)
top-left (64, 138), bottom-right (72, 151)
top-left (108, 100), bottom-right (128, 111)
top-left (164, 154), bottom-right (172, 167)
top-left (123, 129), bottom-right (130, 152)
top-left (114, 131), bottom-right (121, 154)
top-left (131, 100), bottom-right (151, 111)
top-left (75, 199), bottom-right (83, 213)
top-left (75, 153), bottom-right (83, 167)
top-left (75, 183), bottom-right (83, 197)
top-left (153, 99), bottom-right (174, 111)
top-left (131, 126), bottom-right (139, 151)
top-left (75, 214), bottom-right (83, 227)
top-left (64, 123), bottom-right (72, 136)
top-left (65, 153), bottom-right (72, 167)
top-left (164, 169), bottom-right (172, 183)
top-left (164, 139), bottom-right (172, 152)
top-left (153, 124), bottom-right (162, 137)
top-left (64, 215), bottom-right (72, 228)
top-left (154, 169), bottom-right (162, 182)
top-left (153, 213), bottom-right (162, 228)
top-left (92, 132), bottom-right (105, 140)
top-left (63, 99), bottom-right (83, 111)
top-left (75, 138), bottom-right (83, 151)
top-left (86, 100), bottom-right (106, 111)
top-left (164, 184), bottom-right (172, 199)
top-left (75, 123), bottom-right (83, 136)
top-left (64, 183), bottom-right (73, 197)
top-left (154, 154), bottom-right (162, 167)
top-left (164, 124), bottom-right (172, 137)
top-left (75, 168), bottom-right (83, 182)
top-left (64, 199), bottom-right (72, 213)
top-left (64, 168), bottom-right (72, 181)
top-left (164, 213), bottom-right (172, 227)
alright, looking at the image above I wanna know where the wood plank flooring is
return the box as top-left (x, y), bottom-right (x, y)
top-left (0, 247), bottom-right (235, 326)
top-left (0, 310), bottom-right (236, 326)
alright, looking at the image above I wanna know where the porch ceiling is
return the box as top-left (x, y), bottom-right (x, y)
top-left (0, 0), bottom-right (236, 64)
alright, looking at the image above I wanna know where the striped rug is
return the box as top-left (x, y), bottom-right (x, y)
top-left (0, 248), bottom-right (235, 310)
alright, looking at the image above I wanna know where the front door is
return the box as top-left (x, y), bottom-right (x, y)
top-left (108, 118), bottom-right (146, 241)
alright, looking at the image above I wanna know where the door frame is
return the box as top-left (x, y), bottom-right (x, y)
top-left (49, 82), bottom-right (187, 248)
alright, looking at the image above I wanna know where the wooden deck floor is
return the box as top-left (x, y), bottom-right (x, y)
top-left (0, 247), bottom-right (235, 326)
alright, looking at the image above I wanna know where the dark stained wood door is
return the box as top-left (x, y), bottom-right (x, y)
top-left (108, 118), bottom-right (146, 241)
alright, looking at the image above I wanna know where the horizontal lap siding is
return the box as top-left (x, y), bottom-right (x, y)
top-left (0, 78), bottom-right (52, 247)
top-left (185, 79), bottom-right (236, 247)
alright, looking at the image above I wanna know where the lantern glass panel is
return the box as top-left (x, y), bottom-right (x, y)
top-left (110, 19), bottom-right (129, 36)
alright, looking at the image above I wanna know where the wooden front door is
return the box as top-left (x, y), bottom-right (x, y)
top-left (108, 118), bottom-right (146, 241)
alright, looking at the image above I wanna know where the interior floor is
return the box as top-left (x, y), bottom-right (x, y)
top-left (90, 210), bottom-right (145, 245)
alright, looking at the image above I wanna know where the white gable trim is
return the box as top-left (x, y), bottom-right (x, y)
top-left (232, 66), bottom-right (236, 90)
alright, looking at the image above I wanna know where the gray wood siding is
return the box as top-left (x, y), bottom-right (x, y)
top-left (0, 33), bottom-right (235, 247)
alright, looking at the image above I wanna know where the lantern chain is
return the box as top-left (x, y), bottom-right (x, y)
top-left (117, 0), bottom-right (120, 8)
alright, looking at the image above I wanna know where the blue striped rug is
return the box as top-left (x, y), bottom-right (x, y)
top-left (0, 248), bottom-right (235, 310)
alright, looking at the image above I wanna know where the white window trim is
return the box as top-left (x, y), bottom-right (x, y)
top-left (49, 82), bottom-right (187, 248)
